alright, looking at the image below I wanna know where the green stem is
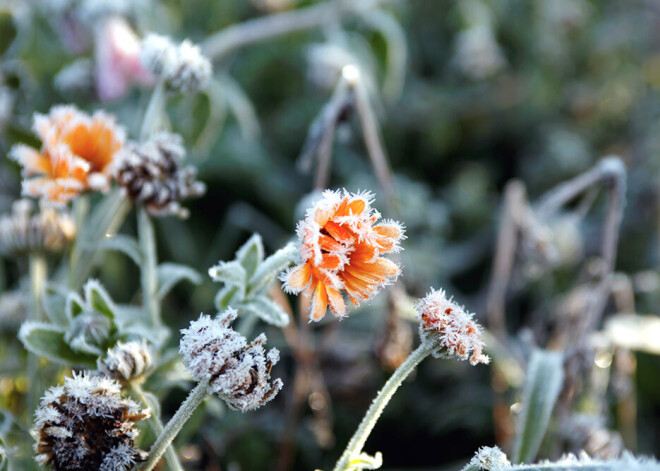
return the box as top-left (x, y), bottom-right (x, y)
top-left (128, 383), bottom-right (184, 471)
top-left (332, 343), bottom-right (433, 471)
top-left (137, 206), bottom-right (161, 327)
top-left (141, 382), bottom-right (209, 471)
top-left (27, 253), bottom-right (47, 418)
top-left (141, 81), bottom-right (167, 141)
top-left (68, 191), bottom-right (131, 289)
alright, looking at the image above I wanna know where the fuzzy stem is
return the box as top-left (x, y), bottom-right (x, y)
top-left (202, 0), bottom-right (389, 61)
top-left (27, 253), bottom-right (47, 415)
top-left (128, 383), bottom-right (184, 471)
top-left (141, 381), bottom-right (209, 471)
top-left (332, 343), bottom-right (433, 471)
top-left (137, 206), bottom-right (161, 328)
top-left (141, 81), bottom-right (166, 141)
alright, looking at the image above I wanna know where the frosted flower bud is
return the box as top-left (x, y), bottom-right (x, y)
top-left (0, 199), bottom-right (76, 257)
top-left (114, 132), bottom-right (206, 218)
top-left (98, 340), bottom-right (153, 383)
top-left (180, 309), bottom-right (283, 412)
top-left (416, 288), bottom-right (490, 365)
top-left (34, 372), bottom-right (149, 471)
top-left (463, 446), bottom-right (511, 471)
top-left (140, 34), bottom-right (212, 93)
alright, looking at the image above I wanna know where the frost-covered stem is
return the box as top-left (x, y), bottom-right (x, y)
top-left (128, 383), bottom-right (183, 471)
top-left (202, 0), bottom-right (388, 61)
top-left (142, 381), bottom-right (209, 471)
top-left (138, 206), bottom-right (161, 327)
top-left (141, 81), bottom-right (166, 141)
top-left (28, 253), bottom-right (47, 415)
top-left (333, 342), bottom-right (433, 471)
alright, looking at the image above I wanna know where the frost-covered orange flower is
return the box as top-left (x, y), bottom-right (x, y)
top-left (281, 189), bottom-right (405, 321)
top-left (10, 105), bottom-right (125, 204)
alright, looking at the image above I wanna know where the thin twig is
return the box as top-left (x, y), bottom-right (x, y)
top-left (486, 180), bottom-right (527, 342)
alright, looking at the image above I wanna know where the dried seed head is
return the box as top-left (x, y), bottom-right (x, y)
top-left (0, 199), bottom-right (76, 256)
top-left (34, 371), bottom-right (149, 471)
top-left (416, 288), bottom-right (489, 365)
top-left (180, 309), bottom-right (283, 412)
top-left (114, 132), bottom-right (206, 218)
top-left (140, 34), bottom-right (212, 93)
top-left (98, 340), bottom-right (154, 383)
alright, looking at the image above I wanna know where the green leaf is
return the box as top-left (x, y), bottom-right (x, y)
top-left (0, 11), bottom-right (17, 57)
top-left (65, 293), bottom-right (85, 320)
top-left (19, 322), bottom-right (97, 367)
top-left (241, 295), bottom-right (290, 327)
top-left (214, 285), bottom-right (240, 310)
top-left (93, 234), bottom-right (142, 266)
top-left (248, 242), bottom-right (297, 295)
top-left (83, 279), bottom-right (116, 320)
top-left (236, 234), bottom-right (264, 278)
top-left (42, 284), bottom-right (69, 325)
top-left (513, 349), bottom-right (564, 464)
top-left (209, 260), bottom-right (247, 297)
top-left (157, 263), bottom-right (202, 300)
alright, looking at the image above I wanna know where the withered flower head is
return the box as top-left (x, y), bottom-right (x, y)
top-left (114, 132), bottom-right (206, 218)
top-left (34, 371), bottom-right (149, 471)
top-left (179, 308), bottom-right (283, 412)
top-left (281, 189), bottom-right (405, 321)
top-left (0, 199), bottom-right (76, 256)
top-left (140, 34), bottom-right (212, 93)
top-left (416, 288), bottom-right (489, 366)
top-left (98, 340), bottom-right (154, 384)
top-left (10, 105), bottom-right (125, 204)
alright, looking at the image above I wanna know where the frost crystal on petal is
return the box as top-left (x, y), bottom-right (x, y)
top-left (180, 309), bottom-right (283, 412)
top-left (416, 288), bottom-right (489, 365)
top-left (33, 372), bottom-right (149, 471)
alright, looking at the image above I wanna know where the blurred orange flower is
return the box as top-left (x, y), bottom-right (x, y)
top-left (10, 105), bottom-right (125, 204)
top-left (282, 189), bottom-right (405, 321)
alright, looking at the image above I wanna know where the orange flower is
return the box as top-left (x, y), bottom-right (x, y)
top-left (281, 189), bottom-right (405, 321)
top-left (10, 105), bottom-right (125, 204)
